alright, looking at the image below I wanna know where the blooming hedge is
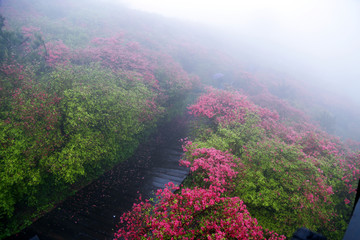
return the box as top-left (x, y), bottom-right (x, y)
top-left (116, 136), bottom-right (285, 239)
top-left (181, 88), bottom-right (359, 239)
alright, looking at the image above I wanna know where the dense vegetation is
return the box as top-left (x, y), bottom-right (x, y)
top-left (185, 89), bottom-right (359, 238)
top-left (1, 0), bottom-right (360, 239)
top-left (117, 88), bottom-right (359, 239)
top-left (0, 0), bottom-right (198, 237)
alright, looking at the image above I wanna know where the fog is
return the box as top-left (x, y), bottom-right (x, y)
top-left (2, 1), bottom-right (360, 238)
top-left (116, 0), bottom-right (360, 104)
top-left (2, 0), bottom-right (360, 139)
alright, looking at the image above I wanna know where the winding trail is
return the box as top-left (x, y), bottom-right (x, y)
top-left (10, 115), bottom-right (190, 240)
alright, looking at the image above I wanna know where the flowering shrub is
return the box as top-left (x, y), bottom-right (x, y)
top-left (299, 131), bottom-right (343, 158)
top-left (188, 87), bottom-right (278, 127)
top-left (237, 139), bottom-right (337, 236)
top-left (155, 53), bottom-right (194, 94)
top-left (250, 92), bottom-right (309, 124)
top-left (115, 183), bottom-right (285, 240)
top-left (180, 147), bottom-right (240, 191)
top-left (116, 142), bottom-right (286, 240)
top-left (83, 35), bottom-right (156, 76)
top-left (9, 83), bottom-right (62, 159)
top-left (231, 70), bottom-right (267, 95)
top-left (186, 89), bottom-right (360, 239)
top-left (44, 40), bottom-right (70, 67)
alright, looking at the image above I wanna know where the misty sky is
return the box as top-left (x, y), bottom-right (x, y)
top-left (114, 0), bottom-right (360, 103)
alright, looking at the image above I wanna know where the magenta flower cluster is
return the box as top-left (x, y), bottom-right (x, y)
top-left (115, 183), bottom-right (285, 240)
top-left (115, 143), bottom-right (286, 239)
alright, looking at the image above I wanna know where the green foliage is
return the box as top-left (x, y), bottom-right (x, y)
top-left (234, 139), bottom-right (324, 236)
top-left (43, 65), bottom-right (160, 183)
top-left (188, 110), bottom-right (345, 238)
top-left (0, 121), bottom-right (29, 218)
top-left (0, 63), bottom-right (166, 237)
top-left (191, 113), bottom-right (264, 156)
top-left (46, 131), bottom-right (107, 183)
top-left (0, 1), bottom-right (196, 238)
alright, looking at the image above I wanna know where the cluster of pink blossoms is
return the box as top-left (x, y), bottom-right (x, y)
top-left (188, 87), bottom-right (279, 127)
top-left (180, 147), bottom-right (239, 190)
top-left (115, 141), bottom-right (286, 239)
top-left (115, 183), bottom-right (286, 240)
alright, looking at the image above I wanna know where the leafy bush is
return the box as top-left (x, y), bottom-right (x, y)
top-left (115, 185), bottom-right (285, 240)
top-left (182, 89), bottom-right (359, 239)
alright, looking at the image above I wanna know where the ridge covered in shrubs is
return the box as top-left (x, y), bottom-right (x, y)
top-left (0, 0), bottom-right (198, 237)
top-left (116, 88), bottom-right (359, 239)
top-left (1, 1), bottom-right (359, 239)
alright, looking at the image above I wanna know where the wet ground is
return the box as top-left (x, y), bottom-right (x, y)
top-left (8, 115), bottom-right (190, 240)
